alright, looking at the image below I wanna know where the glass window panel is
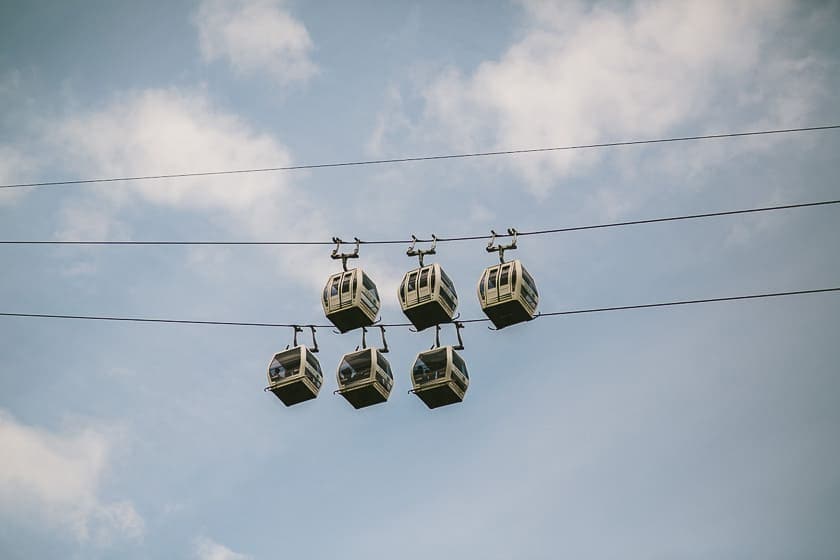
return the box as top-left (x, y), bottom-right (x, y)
top-left (269, 350), bottom-right (301, 381)
top-left (362, 273), bottom-right (379, 303)
top-left (451, 351), bottom-right (469, 379)
top-left (440, 268), bottom-right (455, 291)
top-left (419, 268), bottom-right (429, 288)
top-left (376, 352), bottom-right (393, 379)
top-left (451, 370), bottom-right (468, 392)
top-left (305, 350), bottom-right (322, 375)
top-left (330, 277), bottom-right (340, 297)
top-left (359, 292), bottom-right (378, 314)
top-left (488, 268), bottom-right (497, 289)
top-left (338, 350), bottom-right (373, 385)
top-left (268, 363), bottom-right (284, 382)
top-left (522, 268), bottom-right (538, 296)
top-left (439, 284), bottom-right (456, 311)
top-left (407, 272), bottom-right (417, 292)
top-left (412, 348), bottom-right (449, 385)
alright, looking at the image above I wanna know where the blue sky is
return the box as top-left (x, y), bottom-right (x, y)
top-left (1, 1), bottom-right (839, 558)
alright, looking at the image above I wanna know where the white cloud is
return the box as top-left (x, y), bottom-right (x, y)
top-left (13, 84), bottom-right (409, 309)
top-left (51, 87), bottom-right (334, 289)
top-left (376, 0), bottom-right (826, 199)
top-left (194, 0), bottom-right (317, 85)
top-left (55, 198), bottom-right (129, 241)
top-left (54, 88), bottom-right (295, 213)
top-left (194, 536), bottom-right (251, 560)
top-left (0, 410), bottom-right (144, 544)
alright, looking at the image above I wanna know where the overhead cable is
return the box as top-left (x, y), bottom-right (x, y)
top-left (2, 124), bottom-right (838, 190)
top-left (2, 198), bottom-right (838, 246)
top-left (1, 286), bottom-right (837, 329)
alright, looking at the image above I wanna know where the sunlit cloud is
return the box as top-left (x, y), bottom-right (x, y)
top-left (194, 0), bottom-right (318, 86)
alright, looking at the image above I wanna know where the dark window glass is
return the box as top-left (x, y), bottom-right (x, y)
top-left (269, 349), bottom-right (302, 381)
top-left (451, 370), bottom-right (468, 392)
top-left (439, 284), bottom-right (456, 311)
top-left (522, 268), bottom-right (538, 296)
top-left (440, 268), bottom-right (455, 291)
top-left (500, 267), bottom-right (509, 286)
top-left (330, 277), bottom-right (340, 297)
top-left (362, 273), bottom-right (379, 303)
top-left (412, 348), bottom-right (449, 385)
top-left (268, 364), bottom-right (284, 382)
top-left (451, 351), bottom-right (469, 379)
top-left (407, 272), bottom-right (417, 292)
top-left (376, 351), bottom-right (393, 379)
top-left (488, 268), bottom-right (497, 289)
top-left (338, 350), bottom-right (373, 385)
top-left (305, 350), bottom-right (322, 375)
top-left (309, 373), bottom-right (322, 388)
top-left (519, 266), bottom-right (539, 308)
top-left (479, 271), bottom-right (486, 298)
top-left (419, 268), bottom-right (429, 288)
top-left (359, 292), bottom-right (378, 314)
top-left (341, 275), bottom-right (351, 293)
top-left (322, 285), bottom-right (329, 306)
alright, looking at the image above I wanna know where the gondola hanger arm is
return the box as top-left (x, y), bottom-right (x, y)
top-left (453, 321), bottom-right (465, 351)
top-left (287, 325), bottom-right (303, 349)
top-left (331, 237), bottom-right (361, 271)
top-left (406, 234), bottom-right (437, 267)
top-left (307, 325), bottom-right (319, 353)
top-left (431, 322), bottom-right (465, 349)
top-left (355, 326), bottom-right (368, 352)
top-left (486, 228), bottom-right (518, 263)
top-left (378, 325), bottom-right (389, 353)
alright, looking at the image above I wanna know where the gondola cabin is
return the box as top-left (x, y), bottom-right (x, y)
top-left (411, 346), bottom-right (469, 409)
top-left (477, 259), bottom-right (539, 329)
top-left (398, 263), bottom-right (458, 331)
top-left (322, 268), bottom-right (380, 333)
top-left (336, 348), bottom-right (394, 409)
top-left (266, 346), bottom-right (323, 406)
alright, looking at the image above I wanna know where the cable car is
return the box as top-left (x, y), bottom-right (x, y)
top-left (399, 263), bottom-right (458, 331)
top-left (335, 327), bottom-right (393, 409)
top-left (322, 238), bottom-right (380, 333)
top-left (477, 260), bottom-right (539, 328)
top-left (399, 235), bottom-right (458, 331)
top-left (265, 328), bottom-right (323, 406)
top-left (322, 268), bottom-right (380, 333)
top-left (478, 229), bottom-right (539, 329)
top-left (410, 323), bottom-right (469, 409)
top-left (336, 348), bottom-right (393, 409)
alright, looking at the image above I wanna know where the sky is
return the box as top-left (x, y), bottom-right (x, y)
top-left (1, 0), bottom-right (839, 558)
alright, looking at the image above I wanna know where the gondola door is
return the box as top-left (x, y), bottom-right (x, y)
top-left (327, 274), bottom-right (342, 311)
top-left (484, 265), bottom-right (500, 304)
top-left (417, 267), bottom-right (432, 302)
top-left (404, 270), bottom-right (419, 306)
top-left (497, 262), bottom-right (513, 300)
